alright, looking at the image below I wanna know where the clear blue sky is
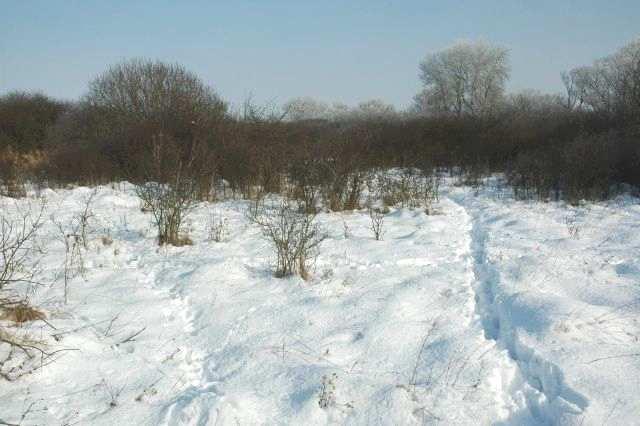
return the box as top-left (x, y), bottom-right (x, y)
top-left (1, 0), bottom-right (638, 109)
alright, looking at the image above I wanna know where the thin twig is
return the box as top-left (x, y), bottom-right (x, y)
top-left (118, 326), bottom-right (147, 345)
top-left (586, 353), bottom-right (640, 364)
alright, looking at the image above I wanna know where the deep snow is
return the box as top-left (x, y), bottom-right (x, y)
top-left (0, 178), bottom-right (639, 425)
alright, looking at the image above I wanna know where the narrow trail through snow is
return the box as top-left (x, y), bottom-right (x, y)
top-left (451, 192), bottom-right (589, 425)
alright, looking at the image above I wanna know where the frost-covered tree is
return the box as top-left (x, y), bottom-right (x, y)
top-left (328, 102), bottom-right (350, 120)
top-left (505, 89), bottom-right (565, 116)
top-left (350, 99), bottom-right (397, 121)
top-left (566, 38), bottom-right (640, 118)
top-left (284, 98), bottom-right (397, 122)
top-left (283, 97), bottom-right (330, 121)
top-left (561, 70), bottom-right (582, 111)
top-left (415, 40), bottom-right (510, 117)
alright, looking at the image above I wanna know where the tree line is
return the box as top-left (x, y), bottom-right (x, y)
top-left (1, 38), bottom-right (639, 203)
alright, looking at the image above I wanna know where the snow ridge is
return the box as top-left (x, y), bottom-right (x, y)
top-left (461, 199), bottom-right (589, 424)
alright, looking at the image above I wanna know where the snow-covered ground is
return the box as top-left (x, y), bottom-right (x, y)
top-left (1, 178), bottom-right (639, 425)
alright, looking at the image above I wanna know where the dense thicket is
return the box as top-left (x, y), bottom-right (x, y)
top-left (1, 41), bottom-right (638, 204)
top-left (0, 92), bottom-right (68, 153)
top-left (0, 92), bottom-right (68, 195)
top-left (45, 59), bottom-right (227, 187)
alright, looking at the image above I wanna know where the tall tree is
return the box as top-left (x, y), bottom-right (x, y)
top-left (415, 40), bottom-right (510, 117)
top-left (567, 38), bottom-right (640, 119)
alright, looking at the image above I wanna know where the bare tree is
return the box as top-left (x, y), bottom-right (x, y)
top-left (561, 70), bottom-right (583, 111)
top-left (81, 58), bottom-right (227, 189)
top-left (86, 58), bottom-right (226, 125)
top-left (238, 93), bottom-right (288, 123)
top-left (349, 99), bottom-right (397, 121)
top-left (283, 97), bottom-right (330, 121)
top-left (505, 90), bottom-right (565, 116)
top-left (415, 40), bottom-right (510, 117)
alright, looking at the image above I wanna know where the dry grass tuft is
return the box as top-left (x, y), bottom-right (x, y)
top-left (0, 302), bottom-right (46, 324)
top-left (175, 235), bottom-right (194, 246)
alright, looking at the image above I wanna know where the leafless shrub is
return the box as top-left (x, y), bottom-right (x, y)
top-left (320, 157), bottom-right (368, 212)
top-left (379, 169), bottom-right (421, 208)
top-left (419, 172), bottom-right (440, 214)
top-left (372, 169), bottom-right (439, 214)
top-left (288, 158), bottom-right (324, 211)
top-left (459, 164), bottom-right (486, 192)
top-left (0, 200), bottom-right (45, 305)
top-left (246, 190), bottom-right (266, 222)
top-left (53, 223), bottom-right (84, 305)
top-left (564, 216), bottom-right (581, 239)
top-left (52, 196), bottom-right (96, 304)
top-left (342, 217), bottom-right (351, 239)
top-left (100, 378), bottom-right (125, 409)
top-left (563, 133), bottom-right (618, 203)
top-left (76, 189), bottom-right (97, 249)
top-left (248, 199), bottom-right (326, 280)
top-left (137, 180), bottom-right (197, 245)
top-left (0, 200), bottom-right (55, 381)
top-left (135, 138), bottom-right (200, 246)
top-left (318, 373), bottom-right (338, 409)
top-left (207, 208), bottom-right (229, 242)
top-left (368, 206), bottom-right (385, 241)
top-left (332, 172), bottom-right (366, 211)
top-left (0, 148), bottom-right (27, 198)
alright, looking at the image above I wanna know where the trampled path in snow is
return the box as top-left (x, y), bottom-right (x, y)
top-left (1, 181), bottom-right (639, 425)
top-left (451, 193), bottom-right (589, 424)
top-left (448, 182), bottom-right (640, 424)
